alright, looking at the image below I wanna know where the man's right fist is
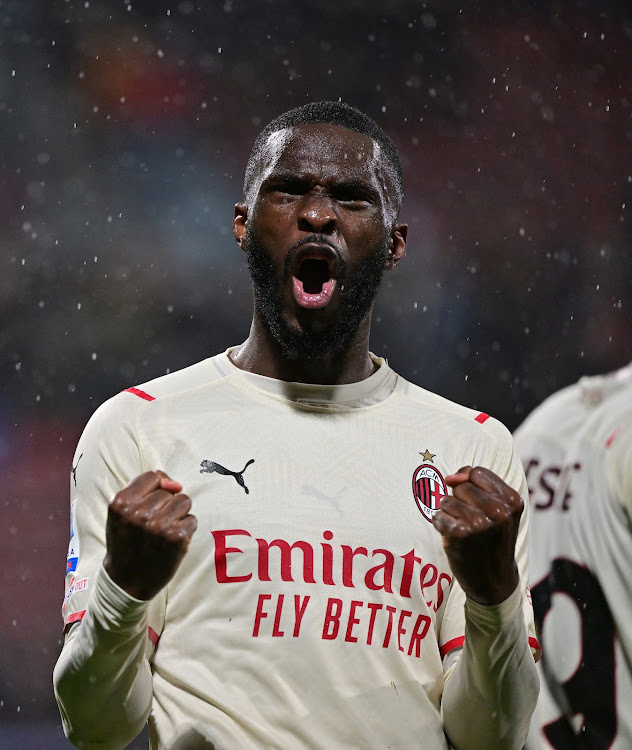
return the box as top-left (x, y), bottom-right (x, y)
top-left (103, 471), bottom-right (197, 600)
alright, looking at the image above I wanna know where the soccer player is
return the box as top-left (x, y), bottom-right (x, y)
top-left (54, 101), bottom-right (539, 750)
top-left (514, 362), bottom-right (632, 748)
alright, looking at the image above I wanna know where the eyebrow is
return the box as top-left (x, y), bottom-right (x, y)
top-left (263, 173), bottom-right (379, 195)
top-left (262, 172), bottom-right (309, 186)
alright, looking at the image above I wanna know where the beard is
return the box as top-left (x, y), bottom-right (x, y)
top-left (245, 229), bottom-right (389, 360)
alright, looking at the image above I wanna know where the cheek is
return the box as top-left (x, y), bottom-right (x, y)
top-left (251, 204), bottom-right (295, 239)
top-left (345, 215), bottom-right (389, 248)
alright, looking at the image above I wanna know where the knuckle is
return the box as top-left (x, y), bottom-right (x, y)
top-left (109, 491), bottom-right (125, 510)
top-left (145, 516), bottom-right (164, 535)
top-left (166, 526), bottom-right (188, 545)
top-left (469, 466), bottom-right (485, 480)
top-left (130, 506), bottom-right (149, 524)
top-left (176, 493), bottom-right (192, 510)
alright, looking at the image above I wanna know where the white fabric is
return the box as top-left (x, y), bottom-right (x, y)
top-left (55, 349), bottom-right (538, 749)
top-left (514, 363), bottom-right (632, 749)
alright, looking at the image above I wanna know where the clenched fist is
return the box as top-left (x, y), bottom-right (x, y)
top-left (432, 466), bottom-right (523, 606)
top-left (103, 471), bottom-right (198, 600)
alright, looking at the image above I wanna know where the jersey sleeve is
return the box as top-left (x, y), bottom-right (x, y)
top-left (441, 584), bottom-right (539, 749)
top-left (60, 392), bottom-right (166, 636)
top-left (53, 392), bottom-right (166, 748)
top-left (439, 423), bottom-right (540, 748)
top-left (438, 419), bottom-right (541, 661)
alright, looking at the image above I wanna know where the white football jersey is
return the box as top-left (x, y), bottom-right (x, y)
top-left (514, 363), bottom-right (632, 749)
top-left (56, 349), bottom-right (538, 749)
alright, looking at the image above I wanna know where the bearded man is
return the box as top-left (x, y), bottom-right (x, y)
top-left (54, 101), bottom-right (539, 750)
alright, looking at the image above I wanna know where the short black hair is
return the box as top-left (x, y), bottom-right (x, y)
top-left (243, 101), bottom-right (403, 218)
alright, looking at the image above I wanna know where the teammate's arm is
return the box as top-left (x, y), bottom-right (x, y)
top-left (53, 471), bottom-right (197, 749)
top-left (434, 467), bottom-right (539, 750)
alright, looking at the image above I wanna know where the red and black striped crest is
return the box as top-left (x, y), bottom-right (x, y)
top-left (412, 464), bottom-right (447, 522)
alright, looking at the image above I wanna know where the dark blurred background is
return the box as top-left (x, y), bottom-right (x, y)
top-left (1, 1), bottom-right (631, 747)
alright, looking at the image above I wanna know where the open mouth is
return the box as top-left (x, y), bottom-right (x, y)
top-left (292, 246), bottom-right (339, 309)
top-left (296, 257), bottom-right (333, 294)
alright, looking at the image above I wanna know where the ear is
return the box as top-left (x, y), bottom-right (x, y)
top-left (233, 202), bottom-right (248, 251)
top-left (385, 223), bottom-right (407, 270)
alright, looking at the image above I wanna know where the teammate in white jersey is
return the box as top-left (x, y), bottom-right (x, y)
top-left (514, 362), bottom-right (632, 749)
top-left (54, 101), bottom-right (539, 750)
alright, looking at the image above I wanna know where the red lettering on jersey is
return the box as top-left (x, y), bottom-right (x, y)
top-left (256, 538), bottom-right (316, 583)
top-left (212, 529), bottom-right (253, 583)
top-left (408, 614), bottom-right (432, 657)
top-left (246, 596), bottom-right (436, 657)
top-left (212, 528), bottom-right (452, 613)
top-left (399, 550), bottom-right (422, 598)
top-left (397, 610), bottom-right (413, 652)
top-left (341, 545), bottom-right (368, 587)
top-left (272, 594), bottom-right (285, 637)
top-left (420, 563), bottom-right (438, 608)
top-left (293, 595), bottom-right (310, 637)
top-left (253, 594), bottom-right (311, 638)
top-left (435, 572), bottom-right (452, 611)
top-left (253, 594), bottom-right (272, 636)
top-left (344, 600), bottom-right (363, 643)
top-left (366, 602), bottom-right (382, 645)
top-left (365, 549), bottom-right (395, 593)
top-left (382, 605), bottom-right (398, 648)
top-left (321, 531), bottom-right (335, 585)
top-left (323, 598), bottom-right (343, 640)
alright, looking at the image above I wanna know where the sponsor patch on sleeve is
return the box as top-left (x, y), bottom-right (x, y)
top-left (66, 500), bottom-right (79, 573)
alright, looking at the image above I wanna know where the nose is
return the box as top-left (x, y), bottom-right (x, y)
top-left (297, 193), bottom-right (337, 234)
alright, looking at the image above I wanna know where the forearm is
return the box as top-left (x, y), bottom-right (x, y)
top-left (441, 585), bottom-right (539, 750)
top-left (53, 566), bottom-right (153, 750)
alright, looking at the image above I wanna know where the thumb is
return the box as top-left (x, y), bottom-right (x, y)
top-left (155, 470), bottom-right (183, 494)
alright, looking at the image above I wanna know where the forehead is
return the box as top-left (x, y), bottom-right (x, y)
top-left (258, 123), bottom-right (383, 184)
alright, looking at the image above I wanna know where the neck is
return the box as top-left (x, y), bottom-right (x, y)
top-left (229, 314), bottom-right (377, 385)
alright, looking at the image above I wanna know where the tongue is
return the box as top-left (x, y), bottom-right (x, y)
top-left (293, 277), bottom-right (336, 309)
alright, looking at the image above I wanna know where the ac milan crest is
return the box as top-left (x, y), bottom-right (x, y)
top-left (412, 464), bottom-right (447, 522)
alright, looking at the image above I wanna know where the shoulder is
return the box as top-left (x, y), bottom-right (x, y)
top-left (394, 374), bottom-right (512, 445)
top-left (583, 381), bottom-right (632, 450)
top-left (513, 380), bottom-right (584, 447)
top-left (123, 352), bottom-right (231, 402)
top-left (81, 352), bottom-right (231, 436)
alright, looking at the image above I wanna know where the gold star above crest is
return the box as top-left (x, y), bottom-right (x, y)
top-left (420, 449), bottom-right (436, 462)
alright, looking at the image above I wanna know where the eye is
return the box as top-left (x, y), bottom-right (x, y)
top-left (333, 184), bottom-right (376, 207)
top-left (268, 178), bottom-right (308, 196)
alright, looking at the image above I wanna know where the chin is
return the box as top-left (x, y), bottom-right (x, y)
top-left (269, 316), bottom-right (347, 360)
